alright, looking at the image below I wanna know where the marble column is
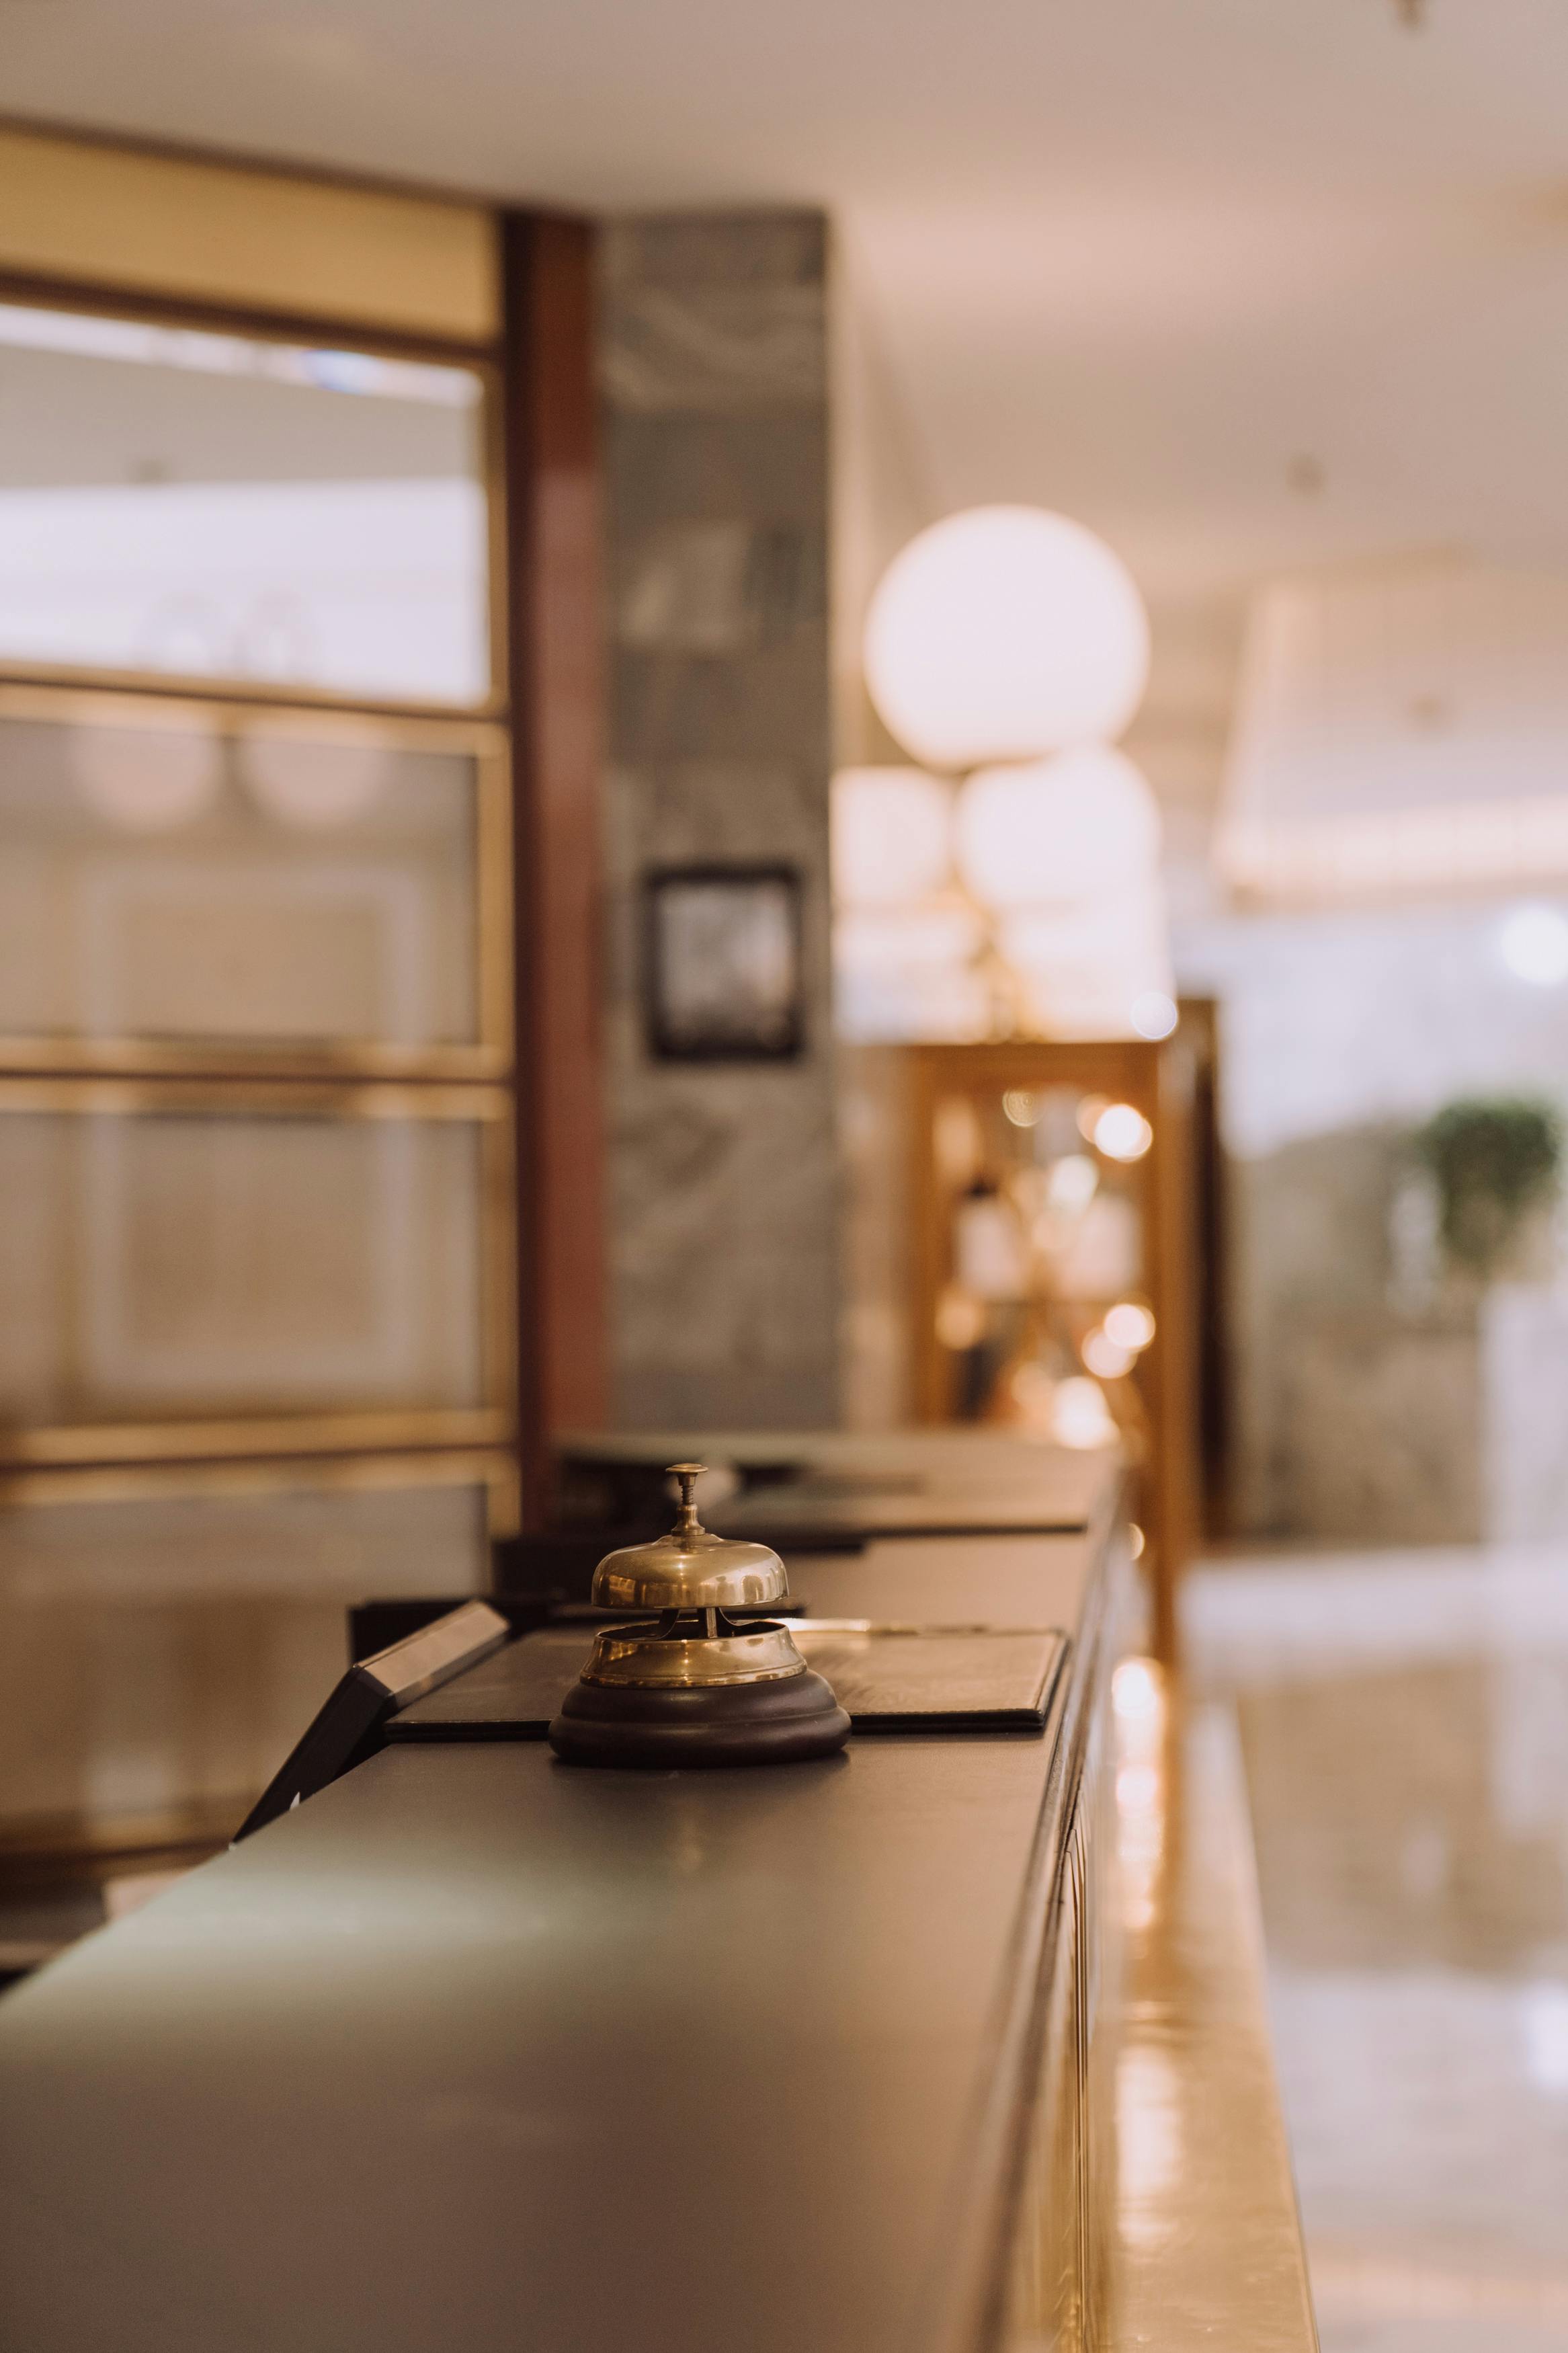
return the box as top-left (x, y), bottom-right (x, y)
top-left (599, 212), bottom-right (838, 1429)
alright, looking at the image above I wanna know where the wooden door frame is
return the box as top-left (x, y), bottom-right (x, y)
top-left (501, 213), bottom-right (608, 1517)
top-left (905, 1038), bottom-right (1197, 1661)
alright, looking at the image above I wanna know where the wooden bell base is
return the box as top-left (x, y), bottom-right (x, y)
top-left (547, 1667), bottom-right (851, 1769)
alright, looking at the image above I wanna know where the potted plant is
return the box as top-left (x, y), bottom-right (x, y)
top-left (1413, 1096), bottom-right (1563, 1281)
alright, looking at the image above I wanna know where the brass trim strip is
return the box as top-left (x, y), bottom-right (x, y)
top-left (0, 659), bottom-right (505, 729)
top-left (0, 676), bottom-right (509, 744)
top-left (0, 1408), bottom-right (515, 1469)
top-left (0, 1037), bottom-right (511, 1082)
top-left (0, 1446), bottom-right (521, 1519)
top-left (0, 1074), bottom-right (510, 1119)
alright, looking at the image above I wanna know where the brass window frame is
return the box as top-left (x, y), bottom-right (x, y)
top-left (0, 678), bottom-right (513, 1081)
top-left (0, 275), bottom-right (508, 715)
top-left (0, 175), bottom-right (530, 1507)
top-left (0, 1447), bottom-right (522, 1541)
top-left (0, 1074), bottom-right (518, 1470)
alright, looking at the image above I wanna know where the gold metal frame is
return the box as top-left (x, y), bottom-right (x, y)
top-left (0, 1076), bottom-right (518, 1469)
top-left (0, 1445), bottom-right (522, 1538)
top-left (0, 268), bottom-right (505, 713)
top-left (0, 204), bottom-right (522, 1511)
top-left (0, 679), bottom-right (513, 1081)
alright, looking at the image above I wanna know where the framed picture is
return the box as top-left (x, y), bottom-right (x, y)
top-left (643, 864), bottom-right (805, 1061)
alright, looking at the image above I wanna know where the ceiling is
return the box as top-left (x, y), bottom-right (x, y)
top-left (5, 0), bottom-right (1568, 608)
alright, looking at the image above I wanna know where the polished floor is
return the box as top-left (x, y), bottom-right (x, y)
top-left (1188, 1546), bottom-right (1568, 2353)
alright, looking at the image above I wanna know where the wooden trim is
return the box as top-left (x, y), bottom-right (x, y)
top-left (501, 213), bottom-right (608, 1521)
top-left (1143, 1043), bottom-right (1197, 1660)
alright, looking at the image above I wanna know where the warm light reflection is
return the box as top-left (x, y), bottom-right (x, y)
top-left (1091, 1102), bottom-right (1153, 1162)
top-left (1114, 1655), bottom-right (1167, 1936)
top-left (1104, 1300), bottom-right (1156, 1351)
top-left (934, 1094), bottom-right (985, 1189)
top-left (1116, 2042), bottom-right (1184, 2251)
top-left (935, 1283), bottom-right (987, 1351)
top-left (1002, 1087), bottom-right (1042, 1127)
top-left (1112, 1656), bottom-right (1178, 2247)
top-left (1082, 1326), bottom-right (1135, 1379)
top-left (1112, 1654), bottom-right (1163, 1722)
top-left (1051, 1373), bottom-right (1118, 1449)
top-left (1044, 1152), bottom-right (1098, 1215)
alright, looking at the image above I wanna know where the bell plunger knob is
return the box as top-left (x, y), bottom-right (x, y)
top-left (667, 1462), bottom-right (704, 1538)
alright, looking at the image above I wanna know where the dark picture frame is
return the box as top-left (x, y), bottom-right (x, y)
top-left (642, 863), bottom-right (806, 1062)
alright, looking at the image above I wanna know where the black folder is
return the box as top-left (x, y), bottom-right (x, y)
top-left (388, 1622), bottom-right (1069, 1741)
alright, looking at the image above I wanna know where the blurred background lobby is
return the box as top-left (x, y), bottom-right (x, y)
top-left (2, 3), bottom-right (1568, 2346)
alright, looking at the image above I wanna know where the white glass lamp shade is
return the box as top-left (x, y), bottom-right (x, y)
top-left (956, 746), bottom-right (1161, 914)
top-left (833, 901), bottom-right (989, 1041)
top-left (863, 506), bottom-right (1150, 770)
top-left (997, 873), bottom-right (1174, 1041)
top-left (831, 766), bottom-right (952, 907)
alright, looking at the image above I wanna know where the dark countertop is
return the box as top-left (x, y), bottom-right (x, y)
top-left (0, 1526), bottom-right (1108, 2353)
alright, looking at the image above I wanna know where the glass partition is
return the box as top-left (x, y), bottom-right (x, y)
top-left (0, 691), bottom-right (505, 1070)
top-left (0, 1460), bottom-right (509, 1841)
top-left (0, 301), bottom-right (491, 705)
top-left (0, 1084), bottom-right (509, 1443)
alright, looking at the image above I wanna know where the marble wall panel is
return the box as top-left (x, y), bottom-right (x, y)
top-left (601, 212), bottom-right (837, 1429)
top-left (1481, 1285), bottom-right (1568, 1542)
top-left (1182, 899), bottom-right (1568, 1539)
top-left (1279, 1314), bottom-right (1482, 1544)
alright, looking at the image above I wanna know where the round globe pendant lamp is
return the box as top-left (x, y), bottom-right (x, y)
top-left (954, 745), bottom-right (1162, 912)
top-left (831, 766), bottom-right (953, 908)
top-left (863, 506), bottom-right (1151, 771)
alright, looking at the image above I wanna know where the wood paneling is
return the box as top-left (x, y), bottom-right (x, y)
top-left (502, 216), bottom-right (608, 1514)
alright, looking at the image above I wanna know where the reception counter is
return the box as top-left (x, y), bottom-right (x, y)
top-left (0, 1455), bottom-right (1314, 2352)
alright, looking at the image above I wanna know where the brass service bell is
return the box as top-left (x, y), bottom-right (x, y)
top-left (547, 1464), bottom-right (850, 1767)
